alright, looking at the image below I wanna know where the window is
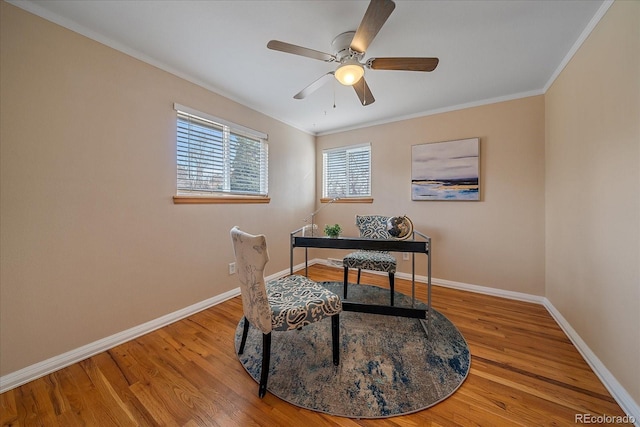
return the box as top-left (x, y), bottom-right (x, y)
top-left (323, 143), bottom-right (371, 199)
top-left (174, 104), bottom-right (268, 199)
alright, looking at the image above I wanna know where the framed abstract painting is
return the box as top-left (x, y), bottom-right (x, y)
top-left (411, 138), bottom-right (480, 201)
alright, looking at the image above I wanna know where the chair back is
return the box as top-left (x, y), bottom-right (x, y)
top-left (355, 215), bottom-right (392, 239)
top-left (230, 226), bottom-right (273, 334)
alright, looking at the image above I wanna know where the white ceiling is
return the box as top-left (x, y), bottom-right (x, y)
top-left (13, 0), bottom-right (607, 135)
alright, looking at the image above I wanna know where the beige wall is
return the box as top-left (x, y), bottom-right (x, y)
top-left (316, 96), bottom-right (546, 296)
top-left (0, 2), bottom-right (316, 375)
top-left (545, 0), bottom-right (640, 404)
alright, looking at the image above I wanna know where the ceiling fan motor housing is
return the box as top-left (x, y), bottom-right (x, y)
top-left (331, 31), bottom-right (363, 63)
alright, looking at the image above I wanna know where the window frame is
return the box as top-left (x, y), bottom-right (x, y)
top-left (172, 104), bottom-right (270, 204)
top-left (322, 143), bottom-right (372, 202)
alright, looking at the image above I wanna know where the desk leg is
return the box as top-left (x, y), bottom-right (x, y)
top-left (427, 246), bottom-right (432, 339)
top-left (411, 253), bottom-right (416, 305)
top-left (289, 238), bottom-right (294, 276)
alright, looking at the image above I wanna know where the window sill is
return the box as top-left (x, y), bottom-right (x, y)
top-left (320, 197), bottom-right (373, 204)
top-left (173, 195), bottom-right (271, 204)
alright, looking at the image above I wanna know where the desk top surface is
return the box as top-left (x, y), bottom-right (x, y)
top-left (292, 235), bottom-right (429, 253)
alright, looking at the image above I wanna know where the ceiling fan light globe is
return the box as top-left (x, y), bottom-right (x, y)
top-left (335, 63), bottom-right (364, 86)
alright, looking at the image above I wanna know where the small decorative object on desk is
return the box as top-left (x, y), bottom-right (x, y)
top-left (386, 215), bottom-right (413, 240)
top-left (324, 224), bottom-right (342, 238)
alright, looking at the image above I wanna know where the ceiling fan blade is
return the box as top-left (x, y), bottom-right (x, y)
top-left (350, 0), bottom-right (396, 54)
top-left (267, 40), bottom-right (336, 62)
top-left (368, 57), bottom-right (439, 72)
top-left (294, 72), bottom-right (335, 99)
top-left (353, 77), bottom-right (375, 106)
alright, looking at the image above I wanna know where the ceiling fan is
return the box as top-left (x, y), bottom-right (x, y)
top-left (267, 0), bottom-right (439, 106)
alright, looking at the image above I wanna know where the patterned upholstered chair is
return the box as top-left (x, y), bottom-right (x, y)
top-left (343, 215), bottom-right (397, 305)
top-left (230, 226), bottom-right (342, 398)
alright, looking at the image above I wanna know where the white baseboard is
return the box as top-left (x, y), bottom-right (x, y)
top-left (315, 257), bottom-right (545, 304)
top-left (2, 258), bottom-right (638, 425)
top-left (543, 300), bottom-right (640, 425)
top-left (0, 287), bottom-right (241, 393)
top-left (399, 272), bottom-right (546, 304)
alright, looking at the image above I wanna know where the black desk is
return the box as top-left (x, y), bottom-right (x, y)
top-left (289, 231), bottom-right (432, 337)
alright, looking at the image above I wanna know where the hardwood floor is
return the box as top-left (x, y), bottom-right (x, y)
top-left (1, 264), bottom-right (628, 426)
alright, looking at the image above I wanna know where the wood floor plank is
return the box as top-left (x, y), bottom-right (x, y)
top-left (51, 363), bottom-right (101, 426)
top-left (77, 358), bottom-right (138, 426)
top-left (0, 390), bottom-right (18, 427)
top-left (0, 264), bottom-right (629, 426)
top-left (470, 358), bottom-right (621, 417)
top-left (91, 351), bottom-right (159, 426)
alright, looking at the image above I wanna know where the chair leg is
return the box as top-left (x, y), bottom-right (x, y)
top-left (259, 332), bottom-right (271, 398)
top-left (343, 267), bottom-right (349, 299)
top-left (238, 317), bottom-right (250, 354)
top-left (331, 314), bottom-right (340, 366)
top-left (357, 268), bottom-right (361, 284)
top-left (389, 273), bottom-right (395, 306)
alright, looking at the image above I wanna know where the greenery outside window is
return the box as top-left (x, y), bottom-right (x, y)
top-left (174, 104), bottom-right (268, 203)
top-left (322, 143), bottom-right (371, 199)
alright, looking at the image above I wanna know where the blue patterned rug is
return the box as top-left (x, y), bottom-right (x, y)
top-left (234, 281), bottom-right (470, 418)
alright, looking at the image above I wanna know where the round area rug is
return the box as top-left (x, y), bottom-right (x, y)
top-left (234, 281), bottom-right (470, 418)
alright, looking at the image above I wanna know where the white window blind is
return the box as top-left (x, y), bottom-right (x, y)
top-left (323, 143), bottom-right (371, 198)
top-left (175, 105), bottom-right (268, 196)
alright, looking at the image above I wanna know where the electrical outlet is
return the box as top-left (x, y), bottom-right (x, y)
top-left (229, 262), bottom-right (236, 275)
top-left (402, 253), bottom-right (410, 261)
